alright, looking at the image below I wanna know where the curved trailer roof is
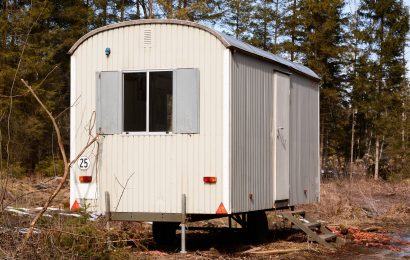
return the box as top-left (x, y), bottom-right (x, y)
top-left (68, 19), bottom-right (320, 81)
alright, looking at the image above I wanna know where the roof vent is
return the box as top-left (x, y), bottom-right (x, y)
top-left (143, 29), bottom-right (152, 48)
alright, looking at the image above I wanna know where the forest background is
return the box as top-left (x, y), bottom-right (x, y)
top-left (0, 0), bottom-right (409, 183)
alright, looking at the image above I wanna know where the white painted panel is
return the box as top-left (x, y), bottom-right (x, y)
top-left (274, 72), bottom-right (290, 201)
top-left (222, 49), bottom-right (231, 213)
top-left (71, 24), bottom-right (226, 214)
top-left (70, 56), bottom-right (77, 209)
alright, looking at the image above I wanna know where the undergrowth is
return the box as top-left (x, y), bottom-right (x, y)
top-left (0, 211), bottom-right (149, 259)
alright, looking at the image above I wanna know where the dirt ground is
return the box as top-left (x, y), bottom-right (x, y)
top-left (1, 177), bottom-right (409, 259)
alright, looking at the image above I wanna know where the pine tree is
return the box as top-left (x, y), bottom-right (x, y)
top-left (156, 0), bottom-right (224, 22)
top-left (220, 0), bottom-right (254, 40)
top-left (115, 0), bottom-right (135, 21)
top-left (248, 0), bottom-right (279, 52)
top-left (133, 0), bottom-right (150, 19)
top-left (358, 0), bottom-right (409, 179)
top-left (280, 0), bottom-right (303, 61)
top-left (0, 0), bottom-right (91, 173)
top-left (92, 0), bottom-right (117, 27)
top-left (298, 0), bottom-right (349, 169)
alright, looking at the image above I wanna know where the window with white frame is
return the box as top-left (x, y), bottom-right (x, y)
top-left (123, 71), bottom-right (173, 133)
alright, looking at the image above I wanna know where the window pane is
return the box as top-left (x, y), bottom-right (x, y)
top-left (149, 71), bottom-right (173, 132)
top-left (124, 73), bottom-right (146, 132)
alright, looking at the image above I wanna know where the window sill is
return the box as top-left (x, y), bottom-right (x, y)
top-left (120, 132), bottom-right (174, 136)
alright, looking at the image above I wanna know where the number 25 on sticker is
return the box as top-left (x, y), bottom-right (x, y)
top-left (78, 156), bottom-right (90, 171)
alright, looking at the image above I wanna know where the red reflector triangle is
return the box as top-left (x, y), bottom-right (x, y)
top-left (216, 202), bottom-right (227, 214)
top-left (71, 200), bottom-right (80, 211)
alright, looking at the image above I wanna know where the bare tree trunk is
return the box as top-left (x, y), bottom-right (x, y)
top-left (0, 129), bottom-right (2, 174)
top-left (320, 116), bottom-right (324, 169)
top-left (235, 5), bottom-right (239, 39)
top-left (367, 129), bottom-right (372, 155)
top-left (350, 108), bottom-right (356, 180)
top-left (149, 0), bottom-right (152, 18)
top-left (141, 0), bottom-right (148, 18)
top-left (1, 0), bottom-right (7, 52)
top-left (136, 0), bottom-right (140, 19)
top-left (374, 136), bottom-right (380, 180)
top-left (290, 0), bottom-right (296, 61)
top-left (102, 0), bottom-right (108, 25)
top-left (120, 0), bottom-right (125, 21)
top-left (272, 0), bottom-right (279, 53)
top-left (402, 110), bottom-right (406, 151)
top-left (263, 20), bottom-right (267, 50)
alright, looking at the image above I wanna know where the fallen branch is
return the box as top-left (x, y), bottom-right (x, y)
top-left (244, 248), bottom-right (306, 255)
top-left (240, 246), bottom-right (262, 254)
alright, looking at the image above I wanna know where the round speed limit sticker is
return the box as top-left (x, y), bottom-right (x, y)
top-left (78, 156), bottom-right (91, 171)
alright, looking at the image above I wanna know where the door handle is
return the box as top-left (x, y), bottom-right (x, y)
top-left (277, 127), bottom-right (284, 137)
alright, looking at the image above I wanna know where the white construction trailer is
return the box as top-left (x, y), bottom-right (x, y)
top-left (69, 19), bottom-right (320, 244)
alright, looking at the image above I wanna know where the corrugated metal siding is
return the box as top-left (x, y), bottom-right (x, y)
top-left (289, 76), bottom-right (320, 205)
top-left (230, 53), bottom-right (274, 213)
top-left (71, 24), bottom-right (226, 214)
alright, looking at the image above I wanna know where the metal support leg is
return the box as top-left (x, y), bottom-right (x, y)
top-left (105, 191), bottom-right (113, 250)
top-left (105, 191), bottom-right (111, 221)
top-left (180, 194), bottom-right (187, 254)
top-left (228, 216), bottom-right (232, 229)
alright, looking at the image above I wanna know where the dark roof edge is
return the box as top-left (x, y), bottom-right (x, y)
top-left (68, 19), bottom-right (230, 55)
top-left (231, 48), bottom-right (321, 83)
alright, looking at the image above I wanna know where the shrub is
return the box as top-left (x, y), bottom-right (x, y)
top-left (35, 156), bottom-right (63, 177)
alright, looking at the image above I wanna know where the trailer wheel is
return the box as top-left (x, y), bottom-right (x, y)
top-left (152, 222), bottom-right (179, 245)
top-left (246, 211), bottom-right (268, 243)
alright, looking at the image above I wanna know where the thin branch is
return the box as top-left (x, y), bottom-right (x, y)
top-left (114, 176), bottom-right (125, 190)
top-left (3, 191), bottom-right (51, 209)
top-left (55, 94), bottom-right (81, 120)
top-left (17, 79), bottom-right (99, 253)
top-left (1, 3), bottom-right (46, 210)
top-left (0, 65), bottom-right (59, 99)
top-left (22, 79), bottom-right (68, 165)
top-left (114, 172), bottom-right (135, 212)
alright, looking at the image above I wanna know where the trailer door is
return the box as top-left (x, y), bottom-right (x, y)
top-left (273, 72), bottom-right (290, 201)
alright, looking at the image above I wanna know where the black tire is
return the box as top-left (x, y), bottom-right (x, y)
top-left (152, 222), bottom-right (179, 245)
top-left (246, 211), bottom-right (269, 243)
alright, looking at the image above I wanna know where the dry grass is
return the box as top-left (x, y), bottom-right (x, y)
top-left (1, 176), bottom-right (409, 258)
top-left (2, 176), bottom-right (69, 209)
top-left (301, 178), bottom-right (410, 228)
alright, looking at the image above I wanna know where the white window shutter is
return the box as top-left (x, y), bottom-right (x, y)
top-left (173, 68), bottom-right (200, 134)
top-left (96, 71), bottom-right (123, 134)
